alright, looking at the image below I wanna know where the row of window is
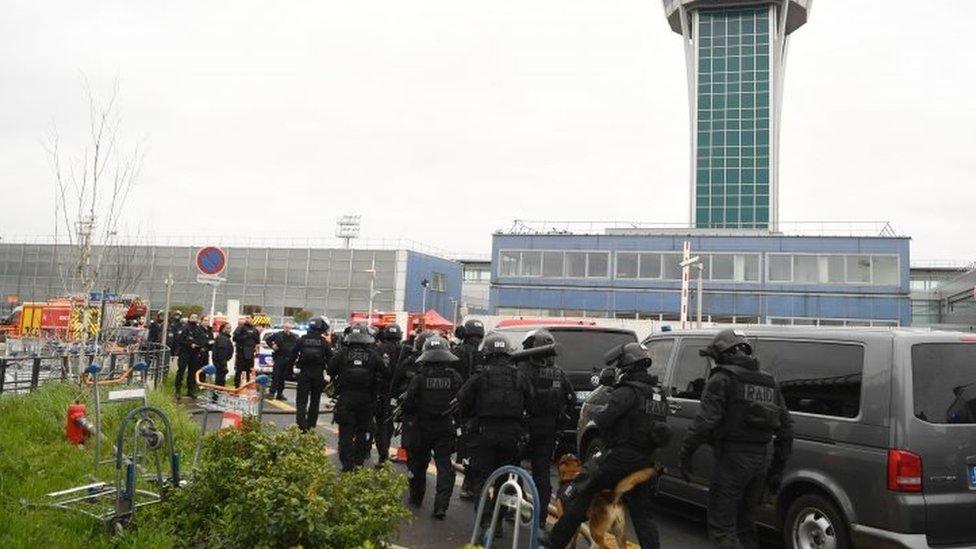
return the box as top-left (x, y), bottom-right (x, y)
top-left (497, 250), bottom-right (902, 285)
top-left (767, 317), bottom-right (899, 327)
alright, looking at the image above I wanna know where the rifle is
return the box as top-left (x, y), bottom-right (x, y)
top-left (509, 342), bottom-right (561, 363)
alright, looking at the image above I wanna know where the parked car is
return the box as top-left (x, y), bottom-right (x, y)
top-left (578, 326), bottom-right (976, 549)
top-left (254, 327), bottom-right (307, 377)
top-left (490, 323), bottom-right (638, 455)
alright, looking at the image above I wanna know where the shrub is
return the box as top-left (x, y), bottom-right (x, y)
top-left (165, 417), bottom-right (408, 548)
top-left (291, 309), bottom-right (313, 324)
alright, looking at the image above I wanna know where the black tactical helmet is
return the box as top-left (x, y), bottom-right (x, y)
top-left (702, 328), bottom-right (752, 359)
top-left (308, 317), bottom-right (328, 333)
top-left (381, 324), bottom-right (403, 342)
top-left (604, 342), bottom-right (651, 372)
top-left (345, 323), bottom-right (375, 346)
top-left (418, 335), bottom-right (459, 363)
top-left (522, 329), bottom-right (555, 350)
top-left (413, 331), bottom-right (434, 353)
top-left (462, 319), bottom-right (486, 339)
top-left (481, 333), bottom-right (513, 358)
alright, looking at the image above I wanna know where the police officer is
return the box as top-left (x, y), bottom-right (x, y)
top-left (266, 322), bottom-right (300, 401)
top-left (548, 343), bottom-right (672, 549)
top-left (212, 322), bottom-right (234, 387)
top-left (390, 331), bottom-right (432, 401)
top-left (458, 333), bottom-right (533, 521)
top-left (452, 319), bottom-right (487, 499)
top-left (232, 317), bottom-right (261, 387)
top-left (518, 329), bottom-right (574, 524)
top-left (288, 317), bottom-right (333, 432)
top-left (166, 310), bottom-right (183, 359)
top-left (328, 323), bottom-right (384, 471)
top-left (175, 313), bottom-right (211, 398)
top-left (373, 324), bottom-right (405, 466)
top-left (678, 329), bottom-right (793, 549)
top-left (402, 336), bottom-right (464, 519)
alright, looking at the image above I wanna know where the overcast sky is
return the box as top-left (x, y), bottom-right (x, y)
top-left (1, 0), bottom-right (973, 262)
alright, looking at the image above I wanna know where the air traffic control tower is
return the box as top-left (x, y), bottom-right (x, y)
top-left (663, 1), bottom-right (810, 231)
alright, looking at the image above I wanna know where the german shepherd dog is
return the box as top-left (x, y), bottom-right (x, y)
top-left (553, 453), bottom-right (660, 549)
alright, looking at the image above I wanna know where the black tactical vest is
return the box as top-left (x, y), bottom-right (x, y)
top-left (528, 363), bottom-right (567, 417)
top-left (613, 380), bottom-right (669, 452)
top-left (714, 364), bottom-right (782, 445)
top-left (339, 347), bottom-right (375, 392)
top-left (477, 364), bottom-right (524, 419)
top-left (420, 366), bottom-right (458, 418)
top-left (298, 335), bottom-right (328, 368)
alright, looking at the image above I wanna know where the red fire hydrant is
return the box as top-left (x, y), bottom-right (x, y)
top-left (66, 403), bottom-right (89, 445)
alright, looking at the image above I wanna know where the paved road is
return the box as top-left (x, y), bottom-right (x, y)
top-left (195, 387), bottom-right (780, 548)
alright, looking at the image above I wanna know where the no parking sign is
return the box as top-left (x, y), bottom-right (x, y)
top-left (196, 246), bottom-right (226, 276)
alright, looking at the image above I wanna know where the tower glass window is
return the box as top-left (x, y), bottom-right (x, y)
top-left (695, 6), bottom-right (772, 229)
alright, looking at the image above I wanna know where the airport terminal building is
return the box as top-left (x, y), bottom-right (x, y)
top-left (0, 240), bottom-right (462, 323)
top-left (489, 229), bottom-right (910, 326)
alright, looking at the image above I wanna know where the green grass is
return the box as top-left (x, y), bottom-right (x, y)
top-left (0, 381), bottom-right (199, 548)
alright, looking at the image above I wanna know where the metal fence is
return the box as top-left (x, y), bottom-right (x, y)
top-left (0, 346), bottom-right (170, 396)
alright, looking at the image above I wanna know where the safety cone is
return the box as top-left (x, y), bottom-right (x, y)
top-left (392, 446), bottom-right (408, 463)
top-left (220, 411), bottom-right (243, 430)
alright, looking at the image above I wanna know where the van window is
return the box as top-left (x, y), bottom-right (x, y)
top-left (644, 339), bottom-right (675, 382)
top-left (911, 343), bottom-right (976, 424)
top-left (548, 330), bottom-right (637, 373)
top-left (670, 339), bottom-right (710, 399)
top-left (755, 340), bottom-right (864, 418)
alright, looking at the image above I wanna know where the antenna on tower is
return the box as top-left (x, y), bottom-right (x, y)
top-left (335, 215), bottom-right (362, 249)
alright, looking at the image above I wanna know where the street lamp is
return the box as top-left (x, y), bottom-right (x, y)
top-left (420, 278), bottom-right (430, 312)
top-left (365, 267), bottom-right (380, 325)
top-left (449, 297), bottom-right (459, 327)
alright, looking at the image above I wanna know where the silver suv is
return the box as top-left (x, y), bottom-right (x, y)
top-left (577, 327), bottom-right (976, 548)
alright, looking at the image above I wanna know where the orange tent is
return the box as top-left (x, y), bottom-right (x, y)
top-left (408, 309), bottom-right (454, 333)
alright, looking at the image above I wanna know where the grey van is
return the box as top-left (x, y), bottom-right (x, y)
top-left (577, 327), bottom-right (976, 548)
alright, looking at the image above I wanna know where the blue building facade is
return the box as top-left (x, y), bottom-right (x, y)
top-left (403, 251), bottom-right (463, 320)
top-left (489, 232), bottom-right (911, 326)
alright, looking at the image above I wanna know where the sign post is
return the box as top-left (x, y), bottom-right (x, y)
top-left (195, 247), bottom-right (227, 322)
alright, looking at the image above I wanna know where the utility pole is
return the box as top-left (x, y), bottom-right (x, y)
top-left (420, 278), bottom-right (430, 313)
top-left (679, 241), bottom-right (703, 330)
top-left (449, 297), bottom-right (458, 327)
top-left (696, 263), bottom-right (704, 329)
top-left (160, 273), bottom-right (174, 367)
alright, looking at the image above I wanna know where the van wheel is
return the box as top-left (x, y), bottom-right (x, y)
top-left (583, 437), bottom-right (604, 462)
top-left (783, 493), bottom-right (851, 549)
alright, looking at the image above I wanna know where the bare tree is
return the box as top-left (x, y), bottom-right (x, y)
top-left (45, 78), bottom-right (144, 364)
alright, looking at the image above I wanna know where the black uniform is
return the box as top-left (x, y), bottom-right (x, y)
top-left (374, 336), bottom-right (405, 464)
top-left (402, 353), bottom-right (463, 516)
top-left (288, 330), bottom-right (334, 432)
top-left (266, 329), bottom-right (300, 399)
top-left (679, 337), bottom-right (793, 549)
top-left (166, 317), bottom-right (183, 358)
top-left (452, 337), bottom-right (485, 498)
top-left (457, 355), bottom-right (533, 510)
top-left (232, 323), bottom-right (261, 387)
top-left (328, 339), bottom-right (384, 471)
top-left (147, 318), bottom-right (163, 346)
top-left (519, 357), bottom-right (574, 524)
top-left (212, 331), bottom-right (234, 387)
top-left (175, 321), bottom-right (211, 397)
top-left (549, 368), bottom-right (670, 549)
